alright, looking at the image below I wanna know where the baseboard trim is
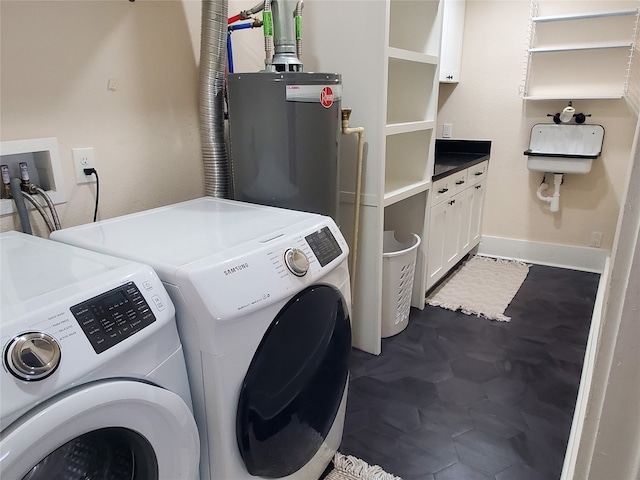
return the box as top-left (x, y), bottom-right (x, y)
top-left (477, 236), bottom-right (609, 273)
top-left (560, 255), bottom-right (610, 480)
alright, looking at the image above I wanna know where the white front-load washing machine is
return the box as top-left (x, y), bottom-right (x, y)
top-left (0, 231), bottom-right (200, 480)
top-left (51, 197), bottom-right (352, 480)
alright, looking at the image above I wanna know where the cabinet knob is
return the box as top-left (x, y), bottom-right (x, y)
top-left (438, 188), bottom-right (449, 194)
top-left (455, 180), bottom-right (465, 185)
top-left (475, 185), bottom-right (482, 190)
top-left (449, 199), bottom-right (456, 205)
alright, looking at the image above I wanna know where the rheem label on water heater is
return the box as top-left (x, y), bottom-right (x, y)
top-left (285, 84), bottom-right (343, 105)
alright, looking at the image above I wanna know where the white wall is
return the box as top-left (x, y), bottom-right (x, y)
top-left (437, 0), bottom-right (639, 251)
top-left (1, 0), bottom-right (205, 235)
top-left (572, 119), bottom-right (640, 479)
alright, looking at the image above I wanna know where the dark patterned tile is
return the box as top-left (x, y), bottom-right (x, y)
top-left (367, 400), bottom-right (422, 437)
top-left (482, 377), bottom-right (531, 406)
top-left (385, 376), bottom-right (439, 408)
top-left (453, 429), bottom-right (518, 476)
top-left (407, 358), bottom-right (454, 383)
top-left (436, 377), bottom-right (486, 408)
top-left (469, 400), bottom-right (529, 439)
top-left (509, 428), bottom-right (568, 477)
top-left (495, 462), bottom-right (551, 480)
top-left (546, 339), bottom-right (587, 365)
top-left (450, 356), bottom-right (499, 383)
top-left (390, 428), bottom-right (458, 475)
top-left (519, 398), bottom-right (573, 442)
top-left (434, 462), bottom-right (494, 480)
top-left (341, 265), bottom-right (598, 480)
top-left (418, 401), bottom-right (474, 437)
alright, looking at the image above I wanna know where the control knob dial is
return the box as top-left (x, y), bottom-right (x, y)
top-left (4, 332), bottom-right (61, 381)
top-left (284, 248), bottom-right (309, 277)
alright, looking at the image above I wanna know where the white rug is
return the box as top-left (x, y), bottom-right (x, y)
top-left (324, 453), bottom-right (402, 480)
top-left (426, 255), bottom-right (530, 322)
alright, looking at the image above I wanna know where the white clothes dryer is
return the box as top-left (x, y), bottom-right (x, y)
top-left (0, 231), bottom-right (199, 480)
top-left (52, 197), bottom-right (352, 480)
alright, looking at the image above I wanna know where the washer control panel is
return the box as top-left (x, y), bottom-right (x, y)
top-left (70, 282), bottom-right (156, 354)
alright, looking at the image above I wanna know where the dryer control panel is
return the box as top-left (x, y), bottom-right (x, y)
top-left (70, 282), bottom-right (156, 354)
top-left (305, 226), bottom-right (342, 267)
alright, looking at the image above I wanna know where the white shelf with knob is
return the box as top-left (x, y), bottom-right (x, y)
top-left (304, 0), bottom-right (444, 354)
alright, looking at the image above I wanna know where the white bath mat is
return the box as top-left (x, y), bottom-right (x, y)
top-left (324, 453), bottom-right (402, 480)
top-left (426, 255), bottom-right (530, 322)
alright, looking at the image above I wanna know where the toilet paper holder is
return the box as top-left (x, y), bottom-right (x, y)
top-left (546, 101), bottom-right (591, 124)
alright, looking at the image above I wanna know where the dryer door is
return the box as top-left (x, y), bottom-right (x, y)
top-left (237, 284), bottom-right (351, 478)
top-left (0, 380), bottom-right (199, 480)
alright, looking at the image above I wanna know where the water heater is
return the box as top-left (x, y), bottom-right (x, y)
top-left (227, 72), bottom-right (342, 220)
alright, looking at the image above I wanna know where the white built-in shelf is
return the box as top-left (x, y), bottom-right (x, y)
top-left (383, 180), bottom-right (430, 207)
top-left (385, 120), bottom-right (436, 135)
top-left (533, 8), bottom-right (638, 23)
top-left (387, 47), bottom-right (438, 65)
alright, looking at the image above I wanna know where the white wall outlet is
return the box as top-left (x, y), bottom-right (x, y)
top-left (72, 147), bottom-right (97, 184)
top-left (443, 123), bottom-right (452, 138)
top-left (590, 231), bottom-right (603, 248)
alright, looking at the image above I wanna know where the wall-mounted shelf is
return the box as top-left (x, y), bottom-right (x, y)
top-left (532, 8), bottom-right (638, 23)
top-left (528, 42), bottom-right (633, 53)
top-left (523, 94), bottom-right (625, 100)
top-left (521, 2), bottom-right (639, 100)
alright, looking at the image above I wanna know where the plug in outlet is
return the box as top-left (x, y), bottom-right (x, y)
top-left (73, 147), bottom-right (97, 184)
top-left (590, 231), bottom-right (603, 248)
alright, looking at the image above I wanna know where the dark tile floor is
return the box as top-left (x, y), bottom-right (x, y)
top-left (339, 263), bottom-right (600, 480)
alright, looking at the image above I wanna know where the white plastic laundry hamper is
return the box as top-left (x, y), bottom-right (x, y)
top-left (381, 231), bottom-right (421, 338)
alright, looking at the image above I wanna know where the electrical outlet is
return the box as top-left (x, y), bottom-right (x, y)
top-left (443, 123), bottom-right (452, 138)
top-left (590, 231), bottom-right (603, 248)
top-left (72, 147), bottom-right (97, 184)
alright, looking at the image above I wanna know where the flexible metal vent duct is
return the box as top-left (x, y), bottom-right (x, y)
top-left (200, 0), bottom-right (229, 198)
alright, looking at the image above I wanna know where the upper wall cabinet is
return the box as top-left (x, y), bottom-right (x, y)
top-left (521, 1), bottom-right (639, 100)
top-left (440, 0), bottom-right (466, 83)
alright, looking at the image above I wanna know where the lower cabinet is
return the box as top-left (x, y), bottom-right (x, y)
top-left (426, 161), bottom-right (487, 291)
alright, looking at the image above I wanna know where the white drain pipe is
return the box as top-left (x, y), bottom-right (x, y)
top-left (536, 173), bottom-right (563, 213)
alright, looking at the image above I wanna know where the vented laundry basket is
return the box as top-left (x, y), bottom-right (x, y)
top-left (381, 231), bottom-right (421, 338)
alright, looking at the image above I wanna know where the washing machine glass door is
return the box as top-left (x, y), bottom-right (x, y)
top-left (237, 284), bottom-right (351, 478)
top-left (1, 380), bottom-right (200, 480)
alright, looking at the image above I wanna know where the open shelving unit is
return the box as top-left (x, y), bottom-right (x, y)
top-left (522, 2), bottom-right (639, 100)
top-left (304, 0), bottom-right (444, 355)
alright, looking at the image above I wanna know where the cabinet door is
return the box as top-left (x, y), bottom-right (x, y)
top-left (467, 180), bottom-right (486, 250)
top-left (458, 187), bottom-right (473, 255)
top-left (439, 0), bottom-right (466, 83)
top-left (444, 194), bottom-right (463, 268)
top-left (426, 200), bottom-right (448, 289)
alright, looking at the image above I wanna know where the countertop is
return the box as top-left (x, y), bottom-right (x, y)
top-left (434, 139), bottom-right (491, 181)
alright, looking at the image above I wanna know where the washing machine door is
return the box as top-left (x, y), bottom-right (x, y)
top-left (237, 284), bottom-right (351, 478)
top-left (0, 380), bottom-right (199, 480)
